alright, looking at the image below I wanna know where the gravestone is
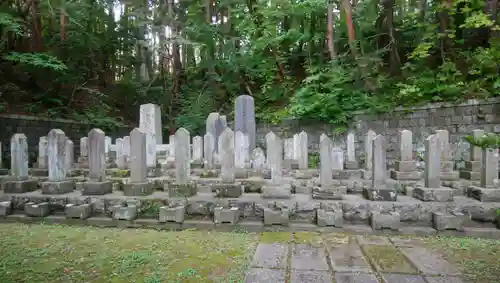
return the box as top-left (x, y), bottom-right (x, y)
top-left (297, 131), bottom-right (308, 170)
top-left (331, 147), bottom-right (344, 171)
top-left (283, 138), bottom-right (296, 169)
top-left (363, 134), bottom-right (397, 201)
top-left (65, 138), bottom-right (77, 176)
top-left (139, 104), bottom-right (162, 176)
top-left (123, 128), bottom-right (154, 196)
top-left (41, 129), bottom-right (74, 194)
top-left (362, 129), bottom-right (376, 179)
top-left (168, 128), bottom-right (197, 197)
top-left (435, 130), bottom-right (458, 180)
top-left (413, 134), bottom-right (454, 202)
top-left (192, 135), bottom-right (203, 167)
top-left (251, 148), bottom-right (266, 169)
top-left (203, 133), bottom-right (215, 169)
top-left (77, 137), bottom-right (89, 168)
top-left (345, 132), bottom-right (358, 169)
top-left (234, 95), bottom-right (256, 151)
top-left (460, 129), bottom-right (485, 180)
top-left (234, 131), bottom-right (249, 169)
top-left (206, 112), bottom-right (226, 153)
top-left (211, 128), bottom-right (242, 197)
top-left (115, 138), bottom-right (127, 169)
top-left (104, 136), bottom-right (112, 163)
top-left (0, 142), bottom-right (6, 175)
top-left (32, 136), bottom-right (48, 176)
top-left (313, 135), bottom-right (345, 199)
top-left (82, 129), bottom-right (112, 195)
top-left (262, 132), bottom-right (291, 198)
top-left (3, 134), bottom-right (38, 193)
top-left (467, 148), bottom-right (500, 202)
top-left (390, 130), bottom-right (420, 181)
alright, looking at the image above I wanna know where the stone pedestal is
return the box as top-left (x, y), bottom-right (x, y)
top-left (361, 170), bottom-right (372, 180)
top-left (363, 185), bottom-right (397, 201)
top-left (317, 209), bottom-right (343, 227)
top-left (167, 182), bottom-right (197, 197)
top-left (332, 169), bottom-right (362, 180)
top-left (0, 168), bottom-right (8, 176)
top-left (432, 211), bottom-right (466, 231)
top-left (199, 170), bottom-right (219, 178)
top-left (234, 168), bottom-right (249, 179)
top-left (3, 178), bottom-right (39, 193)
top-left (82, 181), bottom-right (113, 195)
top-left (0, 201), bottom-right (12, 216)
top-left (112, 205), bottom-right (137, 220)
top-left (77, 156), bottom-right (88, 168)
top-left (344, 160), bottom-right (358, 170)
top-left (263, 206), bottom-right (289, 226)
top-left (191, 160), bottom-right (204, 169)
top-left (159, 206), bottom-right (185, 223)
top-left (41, 180), bottom-right (75, 194)
top-left (261, 184), bottom-right (291, 199)
top-left (25, 202), bottom-right (49, 217)
top-left (412, 186), bottom-right (454, 202)
top-left (390, 161), bottom-right (420, 181)
top-left (65, 203), bottom-right (92, 219)
top-left (467, 186), bottom-right (500, 202)
top-left (32, 168), bottom-right (48, 177)
top-left (440, 161), bottom-right (459, 181)
top-left (312, 185), bottom-right (346, 200)
top-left (147, 166), bottom-right (161, 177)
top-left (459, 161), bottom-right (481, 181)
top-left (212, 183), bottom-right (242, 198)
top-left (214, 207), bottom-right (240, 224)
top-left (370, 211), bottom-right (400, 231)
top-left (123, 182), bottom-right (154, 196)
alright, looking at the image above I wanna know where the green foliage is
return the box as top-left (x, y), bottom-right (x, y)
top-left (4, 52), bottom-right (67, 71)
top-left (464, 133), bottom-right (500, 149)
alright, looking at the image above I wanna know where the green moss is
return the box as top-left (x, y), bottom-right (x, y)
top-left (259, 232), bottom-right (291, 243)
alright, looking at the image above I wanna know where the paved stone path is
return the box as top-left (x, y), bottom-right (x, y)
top-left (244, 235), bottom-right (465, 283)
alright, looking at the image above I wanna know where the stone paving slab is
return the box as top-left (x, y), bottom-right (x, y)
top-left (334, 272), bottom-right (380, 283)
top-left (290, 270), bottom-right (332, 283)
top-left (356, 235), bottom-right (392, 246)
top-left (399, 247), bottom-right (461, 276)
top-left (328, 242), bottom-right (372, 273)
top-left (291, 244), bottom-right (329, 270)
top-left (424, 276), bottom-right (466, 283)
top-left (251, 243), bottom-right (288, 269)
top-left (244, 268), bottom-right (286, 283)
top-left (380, 273), bottom-right (426, 283)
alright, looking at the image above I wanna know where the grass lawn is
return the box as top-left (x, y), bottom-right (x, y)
top-left (0, 223), bottom-right (258, 283)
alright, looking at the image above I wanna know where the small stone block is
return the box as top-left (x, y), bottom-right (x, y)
top-left (262, 184), bottom-right (292, 199)
top-left (467, 186), bottom-right (500, 202)
top-left (212, 183), bottom-right (242, 198)
top-left (312, 186), bottom-right (346, 200)
top-left (0, 201), bottom-right (12, 216)
top-left (344, 160), bottom-right (358, 170)
top-left (390, 170), bottom-right (421, 180)
top-left (263, 207), bottom-right (289, 226)
top-left (167, 182), bottom-right (197, 197)
top-left (112, 205), bottom-right (137, 220)
top-left (24, 202), bottom-right (49, 217)
top-left (244, 268), bottom-right (285, 283)
top-left (31, 168), bottom-right (49, 177)
top-left (412, 187), bottom-right (454, 202)
top-left (82, 181), bottom-right (113, 195)
top-left (370, 211), bottom-right (400, 231)
top-left (364, 186), bottom-right (397, 201)
top-left (290, 270), bottom-right (332, 283)
top-left (464, 160), bottom-right (481, 171)
top-left (65, 203), bottom-right (92, 219)
top-left (3, 179), bottom-right (39, 193)
top-left (159, 206), bottom-right (185, 223)
top-left (317, 209), bottom-right (343, 227)
top-left (334, 273), bottom-right (379, 283)
top-left (432, 211), bottom-right (466, 231)
top-left (214, 207), bottom-right (240, 224)
top-left (199, 170), bottom-right (219, 178)
top-left (41, 180), bottom-right (75, 194)
top-left (0, 168), bottom-right (8, 175)
top-left (459, 170), bottom-right (480, 181)
top-left (394, 160), bottom-right (417, 172)
top-left (123, 182), bottom-right (154, 196)
top-left (440, 171), bottom-right (459, 181)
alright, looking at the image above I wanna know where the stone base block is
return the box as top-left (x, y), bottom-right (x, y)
top-left (412, 186), bottom-right (454, 202)
top-left (32, 168), bottom-right (48, 177)
top-left (167, 182), bottom-right (197, 197)
top-left (107, 169), bottom-right (130, 178)
top-left (41, 180), bottom-right (75, 194)
top-left (390, 170), bottom-right (421, 181)
top-left (82, 181), bottom-right (113, 195)
top-left (25, 202), bottom-right (49, 217)
top-left (191, 161), bottom-right (204, 169)
top-left (459, 170), bottom-right (480, 181)
top-left (261, 184), bottom-right (291, 199)
top-left (465, 160), bottom-right (481, 171)
top-left (293, 170), bottom-right (317, 179)
top-left (212, 183), bottom-right (242, 198)
top-left (112, 205), bottom-right (137, 220)
top-left (432, 211), bottom-right (466, 231)
top-left (241, 178), bottom-right (265, 193)
top-left (263, 207), bottom-right (289, 225)
top-left (214, 207), bottom-right (240, 224)
top-left (440, 161), bottom-right (454, 172)
top-left (65, 203), bottom-right (92, 219)
top-left (312, 186), bottom-right (346, 200)
top-left (283, 159), bottom-right (298, 170)
top-left (0, 201), bottom-right (12, 216)
top-left (67, 169), bottom-right (81, 177)
top-left (394, 160), bottom-right (417, 172)
top-left (361, 170), bottom-right (372, 180)
top-left (441, 171), bottom-right (459, 181)
top-left (370, 211), bottom-right (400, 231)
top-left (363, 186), bottom-right (397, 201)
top-left (159, 206), bottom-right (185, 223)
top-left (467, 186), bottom-right (500, 202)
top-left (147, 167), bottom-right (161, 177)
top-left (332, 169), bottom-right (361, 180)
top-left (317, 209), bottom-right (343, 227)
top-left (123, 182), bottom-right (155, 196)
top-left (3, 179), bottom-right (39, 193)
top-left (344, 160), bottom-right (358, 170)
top-left (235, 169), bottom-right (249, 179)
top-left (199, 170), bottom-right (219, 178)
top-left (0, 168), bottom-right (8, 175)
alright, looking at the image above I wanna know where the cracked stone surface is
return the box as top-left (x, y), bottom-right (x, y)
top-left (243, 234), bottom-right (464, 283)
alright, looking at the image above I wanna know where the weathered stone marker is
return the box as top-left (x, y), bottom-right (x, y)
top-left (82, 129), bottom-right (112, 195)
top-left (192, 135), bottom-right (203, 167)
top-left (41, 129), bottom-right (75, 194)
top-left (313, 135), bottom-right (346, 199)
top-left (363, 134), bottom-right (397, 201)
top-left (413, 134), bottom-right (454, 201)
top-left (0, 142), bottom-right (6, 175)
top-left (3, 134), bottom-right (38, 193)
top-left (139, 104), bottom-right (162, 176)
top-left (77, 137), bottom-right (89, 168)
top-left (297, 131), bottom-right (308, 170)
top-left (115, 138), bottom-right (126, 169)
top-left (251, 148), bottom-right (266, 169)
top-left (211, 128), bottom-right (242, 197)
top-left (32, 136), bottom-right (49, 177)
top-left (234, 131), bottom-right (249, 169)
top-left (168, 128), bottom-right (196, 197)
top-left (123, 128), bottom-right (154, 196)
top-left (235, 95), bottom-right (256, 151)
top-left (390, 129), bottom-right (420, 180)
top-left (460, 129), bottom-right (485, 180)
top-left (435, 129), bottom-right (458, 180)
top-left (345, 132), bottom-right (358, 169)
top-left (262, 132), bottom-right (291, 198)
top-left (468, 148), bottom-right (500, 202)
top-left (203, 133), bottom-right (215, 169)
top-left (65, 138), bottom-right (75, 172)
top-left (362, 129), bottom-right (376, 179)
top-left (206, 112), bottom-right (226, 153)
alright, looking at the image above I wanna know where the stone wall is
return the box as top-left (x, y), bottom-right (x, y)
top-left (0, 114), bottom-right (130, 164)
top-left (256, 98), bottom-right (500, 166)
